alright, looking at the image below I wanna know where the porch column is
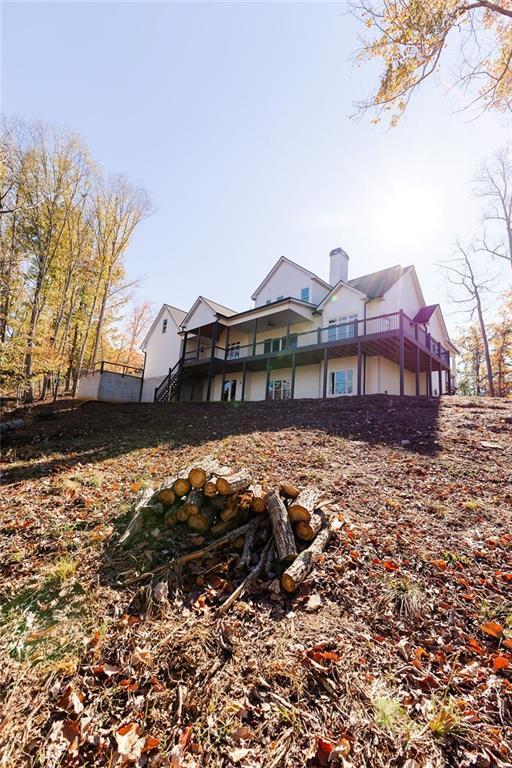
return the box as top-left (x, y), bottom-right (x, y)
top-left (206, 321), bottom-right (219, 402)
top-left (190, 374), bottom-right (195, 402)
top-left (221, 366), bottom-right (226, 402)
top-left (252, 318), bottom-right (258, 355)
top-left (322, 347), bottom-right (328, 398)
top-left (415, 343), bottom-right (420, 396)
top-left (265, 356), bottom-right (271, 400)
top-left (438, 364), bottom-right (442, 396)
top-left (196, 327), bottom-right (201, 359)
top-left (286, 308), bottom-right (291, 348)
top-left (357, 342), bottom-right (362, 396)
top-left (224, 326), bottom-right (230, 360)
top-left (241, 361), bottom-right (247, 401)
top-left (427, 353), bottom-right (432, 397)
top-left (447, 352), bottom-right (451, 395)
top-left (291, 351), bottom-right (296, 399)
top-left (399, 310), bottom-right (405, 396)
top-left (176, 331), bottom-right (188, 402)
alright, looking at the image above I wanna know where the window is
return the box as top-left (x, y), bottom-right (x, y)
top-left (301, 287), bottom-right (310, 302)
top-left (276, 295), bottom-right (284, 301)
top-left (266, 299), bottom-right (271, 305)
top-left (268, 379), bottom-right (291, 400)
top-left (226, 342), bottom-right (240, 360)
top-left (222, 380), bottom-right (237, 401)
top-left (263, 336), bottom-right (297, 353)
top-left (328, 313), bottom-right (358, 341)
top-left (162, 318), bottom-right (167, 334)
top-left (329, 369), bottom-right (354, 396)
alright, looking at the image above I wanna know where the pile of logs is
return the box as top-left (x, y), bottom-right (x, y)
top-left (120, 456), bottom-right (334, 597)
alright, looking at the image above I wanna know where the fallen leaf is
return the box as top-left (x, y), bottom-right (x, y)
top-left (316, 737), bottom-right (333, 767)
top-left (115, 722), bottom-right (144, 760)
top-left (229, 746), bottom-right (250, 763)
top-left (492, 655), bottom-right (510, 671)
top-left (480, 621), bottom-right (503, 640)
top-left (57, 684), bottom-right (84, 715)
top-left (305, 594), bottom-right (322, 612)
top-left (468, 638), bottom-right (486, 655)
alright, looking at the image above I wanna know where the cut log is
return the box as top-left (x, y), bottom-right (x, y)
top-left (119, 487), bottom-right (155, 545)
top-left (173, 477), bottom-right (191, 497)
top-left (295, 507), bottom-right (325, 541)
top-left (188, 507), bottom-right (215, 533)
top-left (182, 490), bottom-right (205, 517)
top-left (265, 490), bottom-right (297, 563)
top-left (176, 505), bottom-right (190, 522)
top-left (188, 457), bottom-right (225, 489)
top-left (158, 487), bottom-right (176, 506)
top-left (220, 502), bottom-right (238, 522)
top-left (164, 510), bottom-right (178, 526)
top-left (203, 480), bottom-right (218, 497)
top-left (216, 468), bottom-right (252, 496)
top-left (288, 487), bottom-right (321, 523)
top-left (249, 484), bottom-right (266, 514)
top-left (280, 482), bottom-right (300, 499)
top-left (238, 516), bottom-right (261, 569)
top-left (281, 522), bottom-right (332, 593)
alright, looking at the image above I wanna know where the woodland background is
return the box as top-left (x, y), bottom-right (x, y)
top-left (0, 132), bottom-right (511, 401)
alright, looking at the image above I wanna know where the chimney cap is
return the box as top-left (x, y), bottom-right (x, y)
top-left (329, 247), bottom-right (349, 258)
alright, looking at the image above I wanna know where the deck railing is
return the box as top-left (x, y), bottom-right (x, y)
top-left (182, 311), bottom-right (450, 366)
top-left (80, 360), bottom-right (143, 378)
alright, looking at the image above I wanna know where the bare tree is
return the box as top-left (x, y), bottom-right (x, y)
top-left (441, 244), bottom-right (496, 396)
top-left (475, 144), bottom-right (512, 272)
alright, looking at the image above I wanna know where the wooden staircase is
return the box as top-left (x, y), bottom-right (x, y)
top-left (154, 362), bottom-right (191, 402)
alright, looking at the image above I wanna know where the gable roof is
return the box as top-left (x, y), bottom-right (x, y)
top-left (413, 304), bottom-right (439, 324)
top-left (141, 303), bottom-right (187, 350)
top-left (348, 265), bottom-right (414, 300)
top-left (181, 295), bottom-right (237, 330)
top-left (201, 297), bottom-right (237, 317)
top-left (251, 256), bottom-right (330, 300)
top-left (315, 279), bottom-right (368, 311)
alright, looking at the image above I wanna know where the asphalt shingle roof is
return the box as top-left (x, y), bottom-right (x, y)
top-left (347, 264), bottom-right (412, 299)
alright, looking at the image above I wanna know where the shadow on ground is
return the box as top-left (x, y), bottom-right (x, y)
top-left (1, 394), bottom-right (442, 486)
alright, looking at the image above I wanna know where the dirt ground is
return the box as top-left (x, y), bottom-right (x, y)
top-left (1, 395), bottom-right (511, 768)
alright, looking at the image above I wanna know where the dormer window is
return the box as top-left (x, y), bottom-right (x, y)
top-left (276, 295), bottom-right (284, 301)
top-left (301, 287), bottom-right (310, 302)
top-left (162, 318), bottom-right (167, 334)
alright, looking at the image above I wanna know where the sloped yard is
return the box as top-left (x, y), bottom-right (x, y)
top-left (0, 395), bottom-right (511, 767)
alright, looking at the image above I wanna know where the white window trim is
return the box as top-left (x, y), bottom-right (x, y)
top-left (268, 378), bottom-right (292, 400)
top-left (329, 367), bottom-right (355, 397)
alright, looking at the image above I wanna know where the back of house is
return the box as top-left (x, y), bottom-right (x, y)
top-left (141, 247), bottom-right (457, 403)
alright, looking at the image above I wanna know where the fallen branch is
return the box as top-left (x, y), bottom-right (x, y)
top-left (122, 521), bottom-right (254, 585)
top-left (217, 536), bottom-right (274, 614)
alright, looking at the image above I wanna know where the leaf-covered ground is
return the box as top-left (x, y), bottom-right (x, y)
top-left (0, 395), bottom-right (511, 768)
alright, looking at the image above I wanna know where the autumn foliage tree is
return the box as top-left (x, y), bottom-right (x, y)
top-left (351, 1), bottom-right (512, 125)
top-left (0, 118), bottom-right (152, 400)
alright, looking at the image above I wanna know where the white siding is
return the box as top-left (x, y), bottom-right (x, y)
top-left (321, 285), bottom-right (366, 328)
top-left (141, 307), bottom-right (182, 402)
top-left (183, 299), bottom-right (217, 331)
top-left (254, 260), bottom-right (329, 308)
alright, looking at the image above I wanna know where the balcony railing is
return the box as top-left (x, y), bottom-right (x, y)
top-left (182, 311), bottom-right (450, 366)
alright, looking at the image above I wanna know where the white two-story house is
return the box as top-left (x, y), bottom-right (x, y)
top-left (140, 248), bottom-right (457, 403)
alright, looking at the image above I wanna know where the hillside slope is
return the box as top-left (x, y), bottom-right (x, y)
top-left (1, 396), bottom-right (511, 767)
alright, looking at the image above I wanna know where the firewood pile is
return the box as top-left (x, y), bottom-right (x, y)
top-left (120, 456), bottom-right (334, 605)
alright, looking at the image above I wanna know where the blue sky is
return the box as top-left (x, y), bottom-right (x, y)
top-left (2, 1), bottom-right (510, 333)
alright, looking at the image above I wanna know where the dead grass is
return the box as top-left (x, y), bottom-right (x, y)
top-left (0, 395), bottom-right (511, 767)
